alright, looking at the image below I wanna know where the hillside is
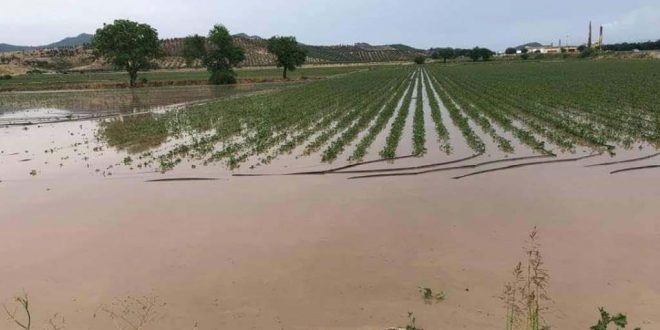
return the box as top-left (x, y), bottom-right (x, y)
top-left (1, 34), bottom-right (426, 73)
top-left (159, 36), bottom-right (425, 68)
top-left (0, 33), bottom-right (93, 52)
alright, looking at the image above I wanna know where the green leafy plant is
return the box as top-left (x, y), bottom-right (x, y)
top-left (590, 308), bottom-right (640, 330)
top-left (418, 287), bottom-right (446, 304)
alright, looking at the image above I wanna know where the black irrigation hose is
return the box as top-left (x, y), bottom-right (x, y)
top-left (585, 152), bottom-right (660, 167)
top-left (332, 153), bottom-right (483, 174)
top-left (610, 165), bottom-right (660, 175)
top-left (348, 154), bottom-right (554, 180)
top-left (145, 177), bottom-right (221, 182)
top-left (453, 153), bottom-right (601, 180)
top-left (232, 154), bottom-right (417, 177)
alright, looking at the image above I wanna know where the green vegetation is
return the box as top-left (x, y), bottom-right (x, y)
top-left (418, 287), bottom-right (446, 304)
top-left (414, 55), bottom-right (426, 64)
top-left (92, 19), bottom-right (163, 87)
top-left (267, 36), bottom-right (308, 79)
top-left (427, 60), bottom-right (660, 152)
top-left (0, 66), bottom-right (363, 91)
top-left (412, 73), bottom-right (426, 156)
top-left (591, 308), bottom-right (641, 330)
top-left (182, 34), bottom-right (207, 67)
top-left (89, 60), bottom-right (658, 172)
top-left (204, 25), bottom-right (246, 84)
top-left (421, 71), bottom-right (451, 154)
top-left (380, 70), bottom-right (417, 159)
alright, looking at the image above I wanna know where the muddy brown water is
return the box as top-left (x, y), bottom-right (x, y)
top-left (1, 84), bottom-right (659, 330)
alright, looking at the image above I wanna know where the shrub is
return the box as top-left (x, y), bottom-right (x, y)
top-left (0, 74), bottom-right (12, 80)
top-left (521, 53), bottom-right (530, 60)
top-left (579, 48), bottom-right (596, 59)
top-left (414, 56), bottom-right (426, 64)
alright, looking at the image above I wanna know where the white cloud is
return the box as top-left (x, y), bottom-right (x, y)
top-left (603, 5), bottom-right (660, 42)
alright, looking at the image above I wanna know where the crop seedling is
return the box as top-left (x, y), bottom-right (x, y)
top-left (418, 287), bottom-right (446, 304)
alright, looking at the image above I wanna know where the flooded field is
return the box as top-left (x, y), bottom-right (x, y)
top-left (1, 61), bottom-right (659, 330)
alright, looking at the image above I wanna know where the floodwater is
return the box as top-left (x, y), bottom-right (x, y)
top-left (1, 80), bottom-right (659, 330)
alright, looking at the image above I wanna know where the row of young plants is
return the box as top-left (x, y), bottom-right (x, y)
top-left (380, 70), bottom-right (418, 159)
top-left (425, 70), bottom-right (549, 155)
top-left (412, 72), bottom-right (427, 156)
top-left (99, 66), bottom-right (413, 171)
top-left (425, 70), bottom-right (486, 154)
top-left (421, 71), bottom-right (451, 154)
top-left (348, 71), bottom-right (417, 161)
top-left (320, 68), bottom-right (413, 162)
top-left (302, 68), bottom-right (409, 158)
top-left (428, 61), bottom-right (660, 152)
top-left (431, 70), bottom-right (515, 153)
top-left (445, 74), bottom-right (612, 151)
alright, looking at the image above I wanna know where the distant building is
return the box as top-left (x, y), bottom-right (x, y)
top-left (523, 45), bottom-right (578, 54)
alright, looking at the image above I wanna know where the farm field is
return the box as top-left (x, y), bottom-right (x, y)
top-left (0, 65), bottom-right (366, 91)
top-left (1, 59), bottom-right (659, 330)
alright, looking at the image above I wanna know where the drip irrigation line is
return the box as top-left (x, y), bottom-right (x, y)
top-left (348, 154), bottom-right (555, 180)
top-left (585, 152), bottom-right (660, 167)
top-left (233, 155), bottom-right (417, 177)
top-left (453, 153), bottom-right (602, 180)
top-left (610, 165), bottom-right (660, 174)
top-left (145, 177), bottom-right (222, 182)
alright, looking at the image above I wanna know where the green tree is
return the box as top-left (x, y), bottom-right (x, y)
top-left (414, 55), bottom-right (426, 64)
top-left (480, 48), bottom-right (494, 61)
top-left (92, 19), bottom-right (163, 87)
top-left (182, 34), bottom-right (207, 67)
top-left (469, 47), bottom-right (482, 61)
top-left (505, 47), bottom-right (517, 55)
top-left (267, 36), bottom-right (307, 79)
top-left (203, 25), bottom-right (245, 84)
top-left (434, 48), bottom-right (455, 63)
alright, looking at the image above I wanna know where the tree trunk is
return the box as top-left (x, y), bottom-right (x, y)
top-left (443, 58), bottom-right (447, 63)
top-left (283, 67), bottom-right (288, 80)
top-left (128, 68), bottom-right (138, 88)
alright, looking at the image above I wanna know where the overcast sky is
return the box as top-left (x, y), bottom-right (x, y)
top-left (1, 0), bottom-right (659, 50)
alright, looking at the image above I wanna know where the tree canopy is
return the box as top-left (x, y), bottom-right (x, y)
top-left (267, 36), bottom-right (307, 79)
top-left (505, 47), bottom-right (517, 55)
top-left (431, 48), bottom-right (455, 63)
top-left (182, 34), bottom-right (207, 67)
top-left (203, 25), bottom-right (245, 84)
top-left (92, 19), bottom-right (163, 87)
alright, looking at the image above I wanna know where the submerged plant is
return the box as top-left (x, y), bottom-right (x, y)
top-left (405, 312), bottom-right (422, 330)
top-left (590, 308), bottom-right (641, 330)
top-left (2, 292), bottom-right (31, 330)
top-left (418, 287), bottom-right (446, 304)
top-left (501, 227), bottom-right (550, 330)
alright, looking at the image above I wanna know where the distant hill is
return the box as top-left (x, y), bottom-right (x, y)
top-left (161, 36), bottom-right (426, 67)
top-left (0, 33), bottom-right (93, 52)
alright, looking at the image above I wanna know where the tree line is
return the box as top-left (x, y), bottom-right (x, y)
top-left (92, 19), bottom-right (307, 87)
top-left (429, 47), bottom-right (494, 63)
top-left (601, 40), bottom-right (660, 52)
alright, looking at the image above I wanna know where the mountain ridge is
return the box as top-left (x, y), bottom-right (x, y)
top-left (0, 33), bottom-right (93, 52)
